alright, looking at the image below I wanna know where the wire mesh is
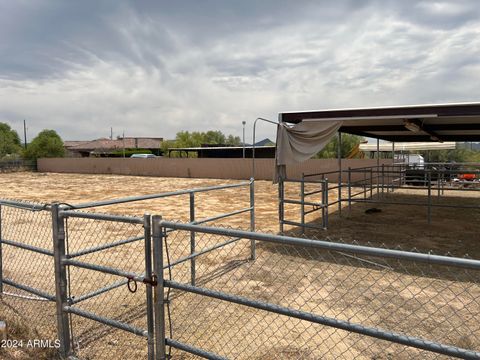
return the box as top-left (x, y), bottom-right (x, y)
top-left (1, 199), bottom-right (479, 359)
top-left (0, 202), bottom-right (58, 359)
top-left (63, 213), bottom-right (149, 360)
top-left (163, 226), bottom-right (480, 360)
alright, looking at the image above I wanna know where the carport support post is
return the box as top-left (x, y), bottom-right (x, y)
top-left (52, 203), bottom-right (71, 358)
top-left (152, 216), bottom-right (166, 360)
top-left (0, 204), bottom-right (3, 296)
top-left (322, 178), bottom-right (328, 229)
top-left (249, 178), bottom-right (256, 260)
top-left (300, 174), bottom-right (305, 234)
top-left (189, 192), bottom-right (196, 286)
top-left (347, 168), bottom-right (352, 213)
top-left (381, 164), bottom-right (385, 196)
top-left (337, 132), bottom-right (342, 215)
top-left (370, 168), bottom-right (373, 198)
top-left (279, 178), bottom-right (285, 233)
top-left (427, 171), bottom-right (432, 224)
top-left (391, 142), bottom-right (395, 192)
top-left (364, 169), bottom-right (367, 200)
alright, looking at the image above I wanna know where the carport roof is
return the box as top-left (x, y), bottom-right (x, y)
top-left (279, 102), bottom-right (480, 142)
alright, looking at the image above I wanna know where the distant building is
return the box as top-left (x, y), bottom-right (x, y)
top-left (64, 137), bottom-right (163, 157)
top-left (167, 139), bottom-right (276, 158)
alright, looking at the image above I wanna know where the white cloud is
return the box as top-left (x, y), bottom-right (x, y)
top-left (1, 1), bottom-right (479, 143)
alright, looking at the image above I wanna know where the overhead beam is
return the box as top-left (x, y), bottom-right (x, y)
top-left (404, 119), bottom-right (442, 142)
top-left (281, 103), bottom-right (480, 123)
top-left (374, 135), bottom-right (480, 142)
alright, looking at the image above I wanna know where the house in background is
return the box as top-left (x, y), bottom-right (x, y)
top-left (64, 137), bottom-right (163, 157)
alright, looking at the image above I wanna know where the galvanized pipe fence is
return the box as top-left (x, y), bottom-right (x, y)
top-left (281, 162), bottom-right (480, 231)
top-left (2, 175), bottom-right (480, 359)
top-left (153, 220), bottom-right (480, 359)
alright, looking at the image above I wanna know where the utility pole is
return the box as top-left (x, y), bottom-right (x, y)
top-left (242, 121), bottom-right (246, 158)
top-left (110, 127), bottom-right (113, 140)
top-left (23, 120), bottom-right (27, 149)
top-left (123, 131), bottom-right (125, 158)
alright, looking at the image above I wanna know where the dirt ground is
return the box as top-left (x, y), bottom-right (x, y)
top-left (0, 172), bottom-right (479, 359)
top-left (1, 171), bottom-right (479, 257)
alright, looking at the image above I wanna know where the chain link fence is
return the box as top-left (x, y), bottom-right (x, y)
top-left (159, 222), bottom-right (480, 360)
top-left (62, 211), bottom-right (150, 360)
top-left (1, 199), bottom-right (480, 359)
top-left (0, 200), bottom-right (57, 359)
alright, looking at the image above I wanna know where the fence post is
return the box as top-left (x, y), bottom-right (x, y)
top-left (249, 178), bottom-right (256, 260)
top-left (324, 179), bottom-right (329, 229)
top-left (0, 204), bottom-right (3, 297)
top-left (51, 204), bottom-right (71, 358)
top-left (152, 215), bottom-right (166, 360)
top-left (278, 178), bottom-right (284, 233)
top-left (370, 168), bottom-right (373, 198)
top-left (347, 168), bottom-right (352, 213)
top-left (189, 192), bottom-right (196, 286)
top-left (300, 174), bottom-right (305, 234)
top-left (144, 214), bottom-right (155, 360)
top-left (363, 168), bottom-right (367, 200)
top-left (427, 171), bottom-right (432, 224)
top-left (381, 164), bottom-right (385, 196)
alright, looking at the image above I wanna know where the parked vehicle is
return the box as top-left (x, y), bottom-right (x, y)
top-left (130, 154), bottom-right (156, 158)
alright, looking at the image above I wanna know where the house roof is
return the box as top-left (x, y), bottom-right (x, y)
top-left (67, 137), bottom-right (162, 151)
top-left (279, 102), bottom-right (480, 142)
top-left (359, 142), bottom-right (457, 152)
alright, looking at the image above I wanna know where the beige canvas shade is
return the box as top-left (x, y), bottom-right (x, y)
top-left (275, 120), bottom-right (342, 166)
top-left (274, 120), bottom-right (342, 181)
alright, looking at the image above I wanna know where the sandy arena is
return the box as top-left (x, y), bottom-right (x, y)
top-left (0, 172), bottom-right (479, 359)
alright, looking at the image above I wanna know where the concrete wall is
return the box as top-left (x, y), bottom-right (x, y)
top-left (38, 157), bottom-right (393, 181)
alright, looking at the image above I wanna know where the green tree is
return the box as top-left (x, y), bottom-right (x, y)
top-left (24, 129), bottom-right (65, 159)
top-left (418, 147), bottom-right (480, 163)
top-left (226, 134), bottom-right (241, 146)
top-left (315, 134), bottom-right (364, 158)
top-left (0, 122), bottom-right (22, 158)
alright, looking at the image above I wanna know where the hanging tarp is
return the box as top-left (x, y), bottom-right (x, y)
top-left (274, 120), bottom-right (342, 181)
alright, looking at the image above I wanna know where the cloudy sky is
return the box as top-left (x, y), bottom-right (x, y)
top-left (1, 0), bottom-right (479, 143)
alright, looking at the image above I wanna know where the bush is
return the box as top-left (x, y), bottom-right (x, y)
top-left (0, 122), bottom-right (22, 159)
top-left (24, 130), bottom-right (65, 160)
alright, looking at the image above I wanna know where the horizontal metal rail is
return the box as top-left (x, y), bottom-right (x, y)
top-left (354, 198), bottom-right (480, 209)
top-left (383, 185), bottom-right (480, 192)
top-left (1, 238), bottom-right (54, 256)
top-left (63, 259), bottom-right (146, 283)
top-left (67, 235), bottom-right (144, 259)
top-left (165, 338), bottom-right (227, 360)
top-left (69, 277), bottom-right (135, 305)
top-left (350, 190), bottom-right (369, 198)
top-left (304, 207), bottom-right (322, 215)
top-left (64, 306), bottom-right (148, 337)
top-left (70, 181), bottom-right (251, 210)
top-left (284, 179), bottom-right (326, 184)
top-left (168, 237), bottom-right (243, 268)
top-left (165, 280), bottom-right (479, 360)
top-left (159, 221), bottom-right (480, 270)
top-left (70, 236), bottom-right (244, 303)
top-left (60, 210), bottom-right (144, 224)
top-left (3, 278), bottom-right (55, 301)
top-left (304, 189), bottom-right (324, 196)
top-left (282, 199), bottom-right (326, 207)
top-left (193, 207), bottom-right (252, 225)
top-left (303, 170), bottom-right (342, 177)
top-left (0, 199), bottom-right (49, 211)
top-left (280, 220), bottom-right (325, 230)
